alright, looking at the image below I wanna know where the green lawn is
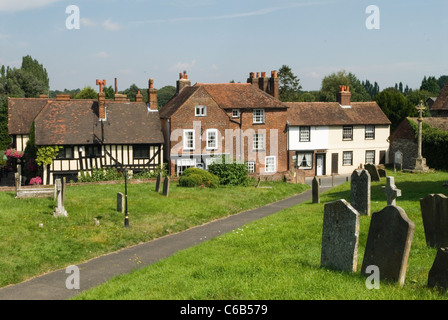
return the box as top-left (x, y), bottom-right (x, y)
top-left (74, 170), bottom-right (448, 300)
top-left (0, 179), bottom-right (309, 287)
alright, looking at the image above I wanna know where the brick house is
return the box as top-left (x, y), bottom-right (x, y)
top-left (8, 79), bottom-right (164, 184)
top-left (159, 71), bottom-right (288, 177)
top-left (286, 86), bottom-right (391, 177)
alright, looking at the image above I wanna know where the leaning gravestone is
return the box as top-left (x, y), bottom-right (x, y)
top-left (350, 169), bottom-right (371, 216)
top-left (53, 178), bottom-right (68, 217)
top-left (420, 194), bottom-right (448, 247)
top-left (361, 205), bottom-right (415, 286)
top-left (428, 247), bottom-right (448, 290)
top-left (364, 163), bottom-right (380, 182)
top-left (321, 199), bottom-right (360, 272)
top-left (163, 176), bottom-right (170, 197)
top-left (155, 173), bottom-right (162, 192)
top-left (312, 176), bottom-right (320, 204)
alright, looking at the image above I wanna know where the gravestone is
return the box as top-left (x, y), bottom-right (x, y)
top-left (53, 179), bottom-right (68, 217)
top-left (364, 163), bottom-right (380, 182)
top-left (321, 199), bottom-right (360, 272)
top-left (382, 176), bottom-right (402, 206)
top-left (163, 176), bottom-right (170, 197)
top-left (155, 173), bottom-right (162, 192)
top-left (312, 176), bottom-right (320, 204)
top-left (350, 169), bottom-right (371, 216)
top-left (117, 192), bottom-right (124, 213)
top-left (428, 247), bottom-right (448, 290)
top-left (394, 151), bottom-right (403, 172)
top-left (361, 205), bottom-right (415, 286)
top-left (420, 194), bottom-right (448, 247)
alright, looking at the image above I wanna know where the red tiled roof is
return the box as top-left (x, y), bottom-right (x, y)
top-left (8, 98), bottom-right (49, 135)
top-left (431, 81), bottom-right (448, 111)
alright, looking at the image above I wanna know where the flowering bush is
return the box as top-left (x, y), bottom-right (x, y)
top-left (4, 148), bottom-right (24, 159)
top-left (29, 177), bottom-right (42, 185)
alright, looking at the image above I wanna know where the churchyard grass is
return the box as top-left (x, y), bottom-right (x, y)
top-left (0, 179), bottom-right (309, 287)
top-left (75, 170), bottom-right (448, 300)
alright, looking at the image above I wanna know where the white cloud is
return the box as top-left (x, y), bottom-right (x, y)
top-left (0, 0), bottom-right (61, 12)
top-left (102, 18), bottom-right (123, 31)
top-left (169, 60), bottom-right (197, 72)
top-left (81, 18), bottom-right (97, 28)
top-left (93, 51), bottom-right (110, 59)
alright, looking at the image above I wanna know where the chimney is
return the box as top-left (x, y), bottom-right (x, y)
top-left (56, 94), bottom-right (70, 101)
top-left (135, 90), bottom-right (143, 102)
top-left (337, 85), bottom-right (351, 106)
top-left (148, 78), bottom-right (158, 111)
top-left (176, 71), bottom-right (191, 94)
top-left (98, 92), bottom-right (106, 120)
top-left (114, 93), bottom-right (127, 101)
top-left (115, 78), bottom-right (118, 94)
top-left (247, 72), bottom-right (259, 86)
top-left (268, 70), bottom-right (279, 99)
top-left (258, 71), bottom-right (269, 92)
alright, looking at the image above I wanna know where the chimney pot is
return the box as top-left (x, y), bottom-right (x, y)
top-left (56, 94), bottom-right (70, 101)
top-left (337, 85), bottom-right (351, 106)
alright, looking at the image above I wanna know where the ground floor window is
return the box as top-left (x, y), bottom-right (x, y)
top-left (343, 151), bottom-right (353, 166)
top-left (365, 150), bottom-right (375, 164)
top-left (247, 161), bottom-right (255, 173)
top-left (265, 156), bottom-right (276, 173)
top-left (296, 152), bottom-right (313, 169)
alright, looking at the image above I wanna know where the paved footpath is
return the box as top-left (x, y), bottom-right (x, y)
top-left (0, 175), bottom-right (349, 300)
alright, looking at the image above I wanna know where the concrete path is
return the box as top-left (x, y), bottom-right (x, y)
top-left (0, 175), bottom-right (349, 300)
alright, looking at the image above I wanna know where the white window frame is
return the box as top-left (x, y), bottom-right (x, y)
top-left (343, 151), bottom-right (353, 166)
top-left (195, 105), bottom-right (206, 117)
top-left (299, 126), bottom-right (311, 142)
top-left (183, 129), bottom-right (195, 150)
top-left (297, 152), bottom-right (313, 169)
top-left (247, 161), bottom-right (255, 173)
top-left (265, 156), bottom-right (276, 173)
top-left (253, 133), bottom-right (265, 151)
top-left (366, 150), bottom-right (375, 164)
top-left (365, 125), bottom-right (375, 140)
top-left (253, 109), bottom-right (265, 124)
top-left (342, 126), bottom-right (353, 140)
top-left (232, 109), bottom-right (240, 118)
top-left (206, 129), bottom-right (218, 150)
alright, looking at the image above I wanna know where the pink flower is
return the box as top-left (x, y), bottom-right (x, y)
top-left (30, 177), bottom-right (42, 185)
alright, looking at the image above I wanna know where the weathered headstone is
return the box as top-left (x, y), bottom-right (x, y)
top-left (312, 176), bottom-right (320, 204)
top-left (163, 176), bottom-right (170, 197)
top-left (321, 199), bottom-right (360, 272)
top-left (394, 151), bottom-right (403, 172)
top-left (117, 192), bottom-right (124, 213)
top-left (350, 169), bottom-right (371, 216)
top-left (428, 247), bottom-right (448, 290)
top-left (361, 205), bottom-right (415, 286)
top-left (53, 178), bottom-right (68, 217)
top-left (155, 172), bottom-right (162, 192)
top-left (420, 194), bottom-right (448, 247)
top-left (364, 163), bottom-right (380, 182)
top-left (382, 176), bottom-right (402, 206)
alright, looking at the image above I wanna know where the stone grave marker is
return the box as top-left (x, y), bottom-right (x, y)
top-left (155, 172), bottom-right (162, 192)
top-left (394, 151), bottom-right (403, 172)
top-left (420, 193), bottom-right (448, 247)
top-left (53, 178), bottom-right (68, 217)
top-left (428, 247), bottom-right (448, 290)
top-left (163, 176), bottom-right (170, 197)
top-left (321, 199), bottom-right (360, 272)
top-left (117, 192), bottom-right (124, 213)
top-left (361, 205), bottom-right (415, 286)
top-left (364, 163), bottom-right (380, 182)
top-left (382, 176), bottom-right (402, 206)
top-left (312, 176), bottom-right (320, 204)
top-left (350, 169), bottom-right (371, 216)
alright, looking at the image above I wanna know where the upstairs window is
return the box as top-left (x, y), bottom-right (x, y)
top-left (206, 129), bottom-right (218, 150)
top-left (343, 126), bottom-right (353, 140)
top-left (195, 105), bottom-right (206, 117)
top-left (56, 146), bottom-right (74, 159)
top-left (232, 109), bottom-right (240, 118)
top-left (299, 126), bottom-right (311, 142)
top-left (85, 145), bottom-right (101, 158)
top-left (183, 130), bottom-right (195, 150)
top-left (253, 133), bottom-right (265, 151)
top-left (133, 145), bottom-right (150, 159)
top-left (365, 125), bottom-right (375, 140)
top-left (253, 109), bottom-right (265, 124)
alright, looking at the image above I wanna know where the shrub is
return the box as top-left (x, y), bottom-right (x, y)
top-left (178, 168), bottom-right (219, 188)
top-left (208, 158), bottom-right (249, 186)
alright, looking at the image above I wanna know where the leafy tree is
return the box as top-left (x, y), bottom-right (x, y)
top-left (362, 80), bottom-right (380, 99)
top-left (406, 89), bottom-right (432, 116)
top-left (104, 85), bottom-right (115, 99)
top-left (437, 75), bottom-right (448, 91)
top-left (278, 65), bottom-right (302, 102)
top-left (121, 84), bottom-right (140, 101)
top-left (157, 85), bottom-right (176, 108)
top-left (420, 76), bottom-right (440, 96)
top-left (375, 88), bottom-right (416, 131)
top-left (319, 70), bottom-right (370, 102)
top-left (74, 86), bottom-right (97, 99)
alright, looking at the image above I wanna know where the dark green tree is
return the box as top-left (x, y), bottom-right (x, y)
top-left (278, 65), bottom-right (302, 102)
top-left (437, 75), bottom-right (448, 91)
top-left (157, 85), bottom-right (176, 108)
top-left (375, 88), bottom-right (416, 131)
top-left (320, 70), bottom-right (370, 102)
top-left (420, 76), bottom-right (440, 96)
top-left (74, 86), bottom-right (97, 99)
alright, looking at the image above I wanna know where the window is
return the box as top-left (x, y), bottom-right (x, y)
top-left (247, 161), bottom-right (255, 173)
top-left (253, 133), bottom-right (265, 150)
top-left (133, 145), bottom-right (149, 159)
top-left (265, 156), bottom-right (276, 173)
top-left (56, 146), bottom-right (74, 159)
top-left (299, 126), bottom-right (311, 142)
top-left (232, 109), bottom-right (240, 118)
top-left (296, 152), bottom-right (313, 169)
top-left (343, 151), bottom-right (353, 166)
top-left (183, 130), bottom-right (195, 150)
top-left (206, 129), bottom-right (218, 150)
top-left (195, 105), bottom-right (206, 117)
top-left (253, 109), bottom-right (265, 124)
top-left (365, 125), bottom-right (375, 139)
top-left (366, 150), bottom-right (375, 164)
top-left (343, 126), bottom-right (353, 140)
top-left (85, 145), bottom-right (101, 158)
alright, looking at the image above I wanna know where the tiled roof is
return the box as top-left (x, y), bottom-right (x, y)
top-left (431, 81), bottom-right (448, 110)
top-left (8, 98), bottom-right (49, 135)
top-left (159, 86), bottom-right (200, 119)
top-left (285, 102), bottom-right (391, 126)
top-left (33, 100), bottom-right (164, 146)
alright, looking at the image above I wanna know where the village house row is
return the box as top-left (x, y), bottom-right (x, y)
top-left (8, 70), bottom-right (391, 184)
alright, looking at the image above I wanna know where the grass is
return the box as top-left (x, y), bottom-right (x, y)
top-left (74, 170), bottom-right (448, 300)
top-left (0, 179), bottom-right (309, 288)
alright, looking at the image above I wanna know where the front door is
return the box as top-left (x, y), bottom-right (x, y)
top-left (331, 153), bottom-right (338, 175)
top-left (316, 154), bottom-right (325, 176)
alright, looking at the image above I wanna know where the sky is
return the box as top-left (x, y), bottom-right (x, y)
top-left (0, 0), bottom-right (447, 92)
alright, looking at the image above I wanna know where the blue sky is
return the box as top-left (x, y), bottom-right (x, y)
top-left (0, 0), bottom-right (446, 92)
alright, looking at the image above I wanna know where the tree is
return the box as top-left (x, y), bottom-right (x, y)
top-left (420, 76), bottom-right (440, 96)
top-left (157, 86), bottom-right (176, 108)
top-left (363, 80), bottom-right (380, 99)
top-left (320, 70), bottom-right (370, 102)
top-left (437, 75), bottom-right (448, 91)
top-left (278, 65), bottom-right (302, 102)
top-left (375, 88), bottom-right (416, 131)
top-left (74, 86), bottom-right (97, 99)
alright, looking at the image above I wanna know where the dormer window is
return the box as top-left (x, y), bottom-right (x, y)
top-left (232, 109), bottom-right (240, 118)
top-left (195, 105), bottom-right (206, 117)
